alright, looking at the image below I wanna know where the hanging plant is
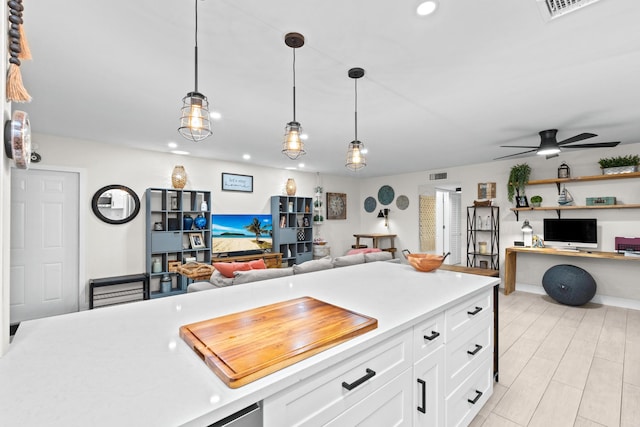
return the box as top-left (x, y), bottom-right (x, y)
top-left (507, 163), bottom-right (531, 202)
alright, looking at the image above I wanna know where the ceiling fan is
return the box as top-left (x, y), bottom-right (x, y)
top-left (495, 129), bottom-right (620, 160)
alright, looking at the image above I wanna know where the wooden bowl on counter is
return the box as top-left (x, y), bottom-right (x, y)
top-left (404, 251), bottom-right (450, 273)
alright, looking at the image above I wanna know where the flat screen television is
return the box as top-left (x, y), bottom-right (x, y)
top-left (543, 218), bottom-right (597, 250)
top-left (211, 214), bottom-right (273, 255)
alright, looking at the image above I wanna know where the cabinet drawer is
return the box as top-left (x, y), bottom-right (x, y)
top-left (445, 289), bottom-right (492, 339)
top-left (278, 228), bottom-right (296, 242)
top-left (324, 369), bottom-right (413, 427)
top-left (413, 312), bottom-right (445, 361)
top-left (445, 359), bottom-right (493, 427)
top-left (263, 329), bottom-right (412, 427)
top-left (151, 231), bottom-right (182, 252)
top-left (446, 314), bottom-right (492, 395)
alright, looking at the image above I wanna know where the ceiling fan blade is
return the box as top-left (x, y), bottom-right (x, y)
top-left (493, 149), bottom-right (537, 160)
top-left (563, 142), bottom-right (620, 148)
top-left (499, 145), bottom-right (538, 149)
top-left (546, 154), bottom-right (560, 159)
top-left (558, 133), bottom-right (597, 145)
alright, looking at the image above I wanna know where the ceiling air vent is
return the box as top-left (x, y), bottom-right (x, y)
top-left (429, 172), bottom-right (448, 180)
top-left (537, 0), bottom-right (602, 20)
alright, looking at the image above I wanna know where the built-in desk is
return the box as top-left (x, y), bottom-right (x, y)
top-left (353, 233), bottom-right (397, 258)
top-left (504, 247), bottom-right (640, 295)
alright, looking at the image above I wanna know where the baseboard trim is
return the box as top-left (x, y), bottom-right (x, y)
top-left (511, 283), bottom-right (640, 311)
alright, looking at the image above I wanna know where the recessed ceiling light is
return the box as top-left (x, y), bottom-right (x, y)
top-left (242, 154), bottom-right (251, 160)
top-left (285, 166), bottom-right (297, 170)
top-left (298, 163), bottom-right (305, 168)
top-left (300, 133), bottom-right (309, 140)
top-left (171, 150), bottom-right (190, 155)
top-left (361, 148), bottom-right (369, 154)
top-left (210, 111), bottom-right (222, 120)
top-left (168, 142), bottom-right (178, 149)
top-left (416, 1), bottom-right (438, 16)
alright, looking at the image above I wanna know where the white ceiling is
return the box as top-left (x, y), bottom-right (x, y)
top-left (18, 0), bottom-right (640, 178)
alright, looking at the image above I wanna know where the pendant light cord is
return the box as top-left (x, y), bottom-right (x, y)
top-left (194, 0), bottom-right (199, 93)
top-left (354, 78), bottom-right (358, 142)
top-left (292, 48), bottom-right (297, 122)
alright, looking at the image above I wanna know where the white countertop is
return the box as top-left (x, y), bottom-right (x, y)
top-left (0, 262), bottom-right (498, 426)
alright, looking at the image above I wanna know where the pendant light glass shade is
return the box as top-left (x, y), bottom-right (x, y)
top-left (282, 121), bottom-right (305, 159)
top-left (346, 140), bottom-right (366, 171)
top-left (346, 68), bottom-right (366, 171)
top-left (179, 92), bottom-right (212, 142)
top-left (282, 33), bottom-right (306, 160)
top-left (178, 0), bottom-right (212, 142)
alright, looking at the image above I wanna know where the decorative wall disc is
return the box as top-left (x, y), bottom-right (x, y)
top-left (377, 185), bottom-right (395, 205)
top-left (364, 196), bottom-right (376, 213)
top-left (396, 195), bottom-right (410, 210)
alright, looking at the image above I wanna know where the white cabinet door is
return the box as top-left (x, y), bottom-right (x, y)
top-left (324, 369), bottom-right (413, 427)
top-left (413, 346), bottom-right (445, 427)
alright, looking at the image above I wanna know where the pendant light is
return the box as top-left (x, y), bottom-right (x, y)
top-left (178, 0), bottom-right (212, 142)
top-left (282, 32), bottom-right (306, 160)
top-left (346, 67), bottom-right (366, 171)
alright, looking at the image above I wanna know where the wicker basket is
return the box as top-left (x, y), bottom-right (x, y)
top-left (176, 262), bottom-right (216, 281)
top-left (402, 250), bottom-right (450, 272)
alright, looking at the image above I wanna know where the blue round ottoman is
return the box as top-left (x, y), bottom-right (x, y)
top-left (542, 264), bottom-right (596, 306)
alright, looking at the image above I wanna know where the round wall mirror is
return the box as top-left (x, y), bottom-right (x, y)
top-left (91, 185), bottom-right (140, 225)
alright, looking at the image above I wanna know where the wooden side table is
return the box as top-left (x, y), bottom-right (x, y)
top-left (353, 234), bottom-right (397, 258)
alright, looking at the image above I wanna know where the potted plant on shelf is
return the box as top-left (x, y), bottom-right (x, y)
top-left (507, 163), bottom-right (531, 207)
top-left (530, 195), bottom-right (542, 207)
top-left (598, 155), bottom-right (639, 175)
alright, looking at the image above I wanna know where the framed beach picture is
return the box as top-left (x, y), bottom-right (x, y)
top-left (222, 173), bottom-right (253, 192)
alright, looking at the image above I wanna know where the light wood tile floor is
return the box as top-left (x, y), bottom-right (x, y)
top-left (470, 290), bottom-right (640, 427)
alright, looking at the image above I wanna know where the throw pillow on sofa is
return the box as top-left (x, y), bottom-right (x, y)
top-left (213, 262), bottom-right (252, 278)
top-left (248, 259), bottom-right (267, 270)
top-left (292, 256), bottom-right (333, 274)
top-left (233, 267), bottom-right (294, 285)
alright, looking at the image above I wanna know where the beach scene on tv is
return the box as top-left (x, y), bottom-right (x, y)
top-left (211, 214), bottom-right (273, 253)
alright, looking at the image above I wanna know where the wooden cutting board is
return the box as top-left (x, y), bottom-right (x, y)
top-left (179, 296), bottom-right (377, 388)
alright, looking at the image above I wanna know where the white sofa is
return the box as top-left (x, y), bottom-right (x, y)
top-left (187, 251), bottom-right (398, 292)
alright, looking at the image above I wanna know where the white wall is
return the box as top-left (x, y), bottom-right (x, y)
top-left (359, 142), bottom-right (640, 302)
top-left (29, 134), bottom-right (362, 309)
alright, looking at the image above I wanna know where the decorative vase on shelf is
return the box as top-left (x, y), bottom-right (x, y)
top-left (152, 259), bottom-right (162, 273)
top-left (285, 178), bottom-right (296, 196)
top-left (171, 165), bottom-right (187, 189)
top-left (183, 214), bottom-right (193, 230)
top-left (160, 274), bottom-right (172, 293)
top-left (194, 214), bottom-right (207, 230)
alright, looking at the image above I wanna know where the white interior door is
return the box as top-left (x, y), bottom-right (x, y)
top-left (10, 168), bottom-right (80, 324)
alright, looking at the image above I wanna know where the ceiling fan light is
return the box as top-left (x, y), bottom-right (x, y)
top-left (282, 121), bottom-right (306, 160)
top-left (346, 140), bottom-right (366, 171)
top-left (537, 147), bottom-right (561, 155)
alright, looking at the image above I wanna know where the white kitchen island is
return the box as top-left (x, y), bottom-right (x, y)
top-left (0, 262), bottom-right (499, 426)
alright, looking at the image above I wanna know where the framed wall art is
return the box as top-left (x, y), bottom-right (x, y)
top-left (326, 192), bottom-right (347, 220)
top-left (221, 173), bottom-right (253, 192)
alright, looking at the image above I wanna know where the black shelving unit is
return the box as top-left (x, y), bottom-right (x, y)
top-left (466, 206), bottom-right (499, 270)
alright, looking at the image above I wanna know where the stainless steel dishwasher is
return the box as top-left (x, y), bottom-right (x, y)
top-left (209, 403), bottom-right (262, 427)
